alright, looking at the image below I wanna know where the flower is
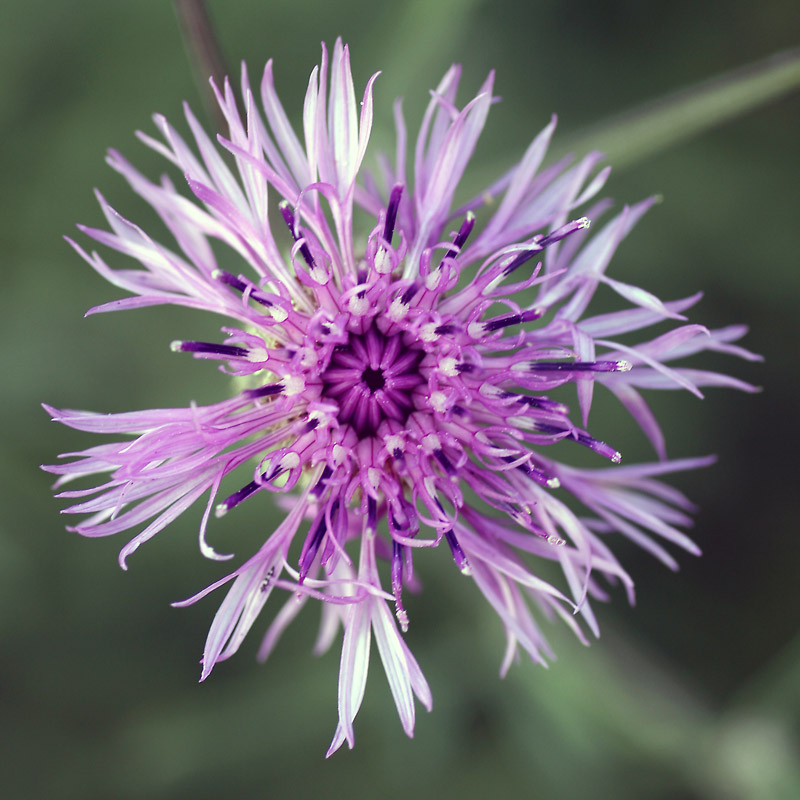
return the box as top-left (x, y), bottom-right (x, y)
top-left (44, 39), bottom-right (759, 755)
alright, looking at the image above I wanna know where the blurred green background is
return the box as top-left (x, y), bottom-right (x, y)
top-left (2, 1), bottom-right (799, 798)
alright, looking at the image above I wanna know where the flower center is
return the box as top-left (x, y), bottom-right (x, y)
top-left (321, 327), bottom-right (424, 438)
top-left (361, 366), bottom-right (386, 392)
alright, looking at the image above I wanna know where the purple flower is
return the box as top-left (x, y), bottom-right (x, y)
top-left (44, 39), bottom-right (759, 755)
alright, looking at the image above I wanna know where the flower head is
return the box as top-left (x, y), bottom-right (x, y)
top-left (45, 39), bottom-right (758, 754)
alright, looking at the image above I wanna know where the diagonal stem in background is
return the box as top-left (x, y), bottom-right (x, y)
top-left (173, 0), bottom-right (236, 132)
top-left (555, 47), bottom-right (800, 170)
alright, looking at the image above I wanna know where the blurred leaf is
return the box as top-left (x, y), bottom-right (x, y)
top-left (729, 631), bottom-right (800, 717)
top-left (555, 47), bottom-right (800, 168)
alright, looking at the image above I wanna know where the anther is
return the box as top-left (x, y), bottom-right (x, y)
top-left (299, 511), bottom-right (330, 582)
top-left (212, 269), bottom-right (280, 310)
top-left (534, 422), bottom-right (622, 463)
top-left (400, 282), bottom-right (421, 306)
top-left (243, 383), bottom-right (283, 399)
top-left (482, 307), bottom-right (543, 333)
top-left (444, 529), bottom-right (471, 575)
top-left (391, 540), bottom-right (409, 632)
top-left (383, 185), bottom-right (404, 244)
top-left (171, 340), bottom-right (249, 359)
top-left (529, 360), bottom-right (631, 373)
top-left (278, 200), bottom-right (317, 270)
top-left (515, 394), bottom-right (569, 414)
top-left (438, 211), bottom-right (475, 268)
top-left (502, 216), bottom-right (591, 277)
top-left (538, 216), bottom-right (591, 248)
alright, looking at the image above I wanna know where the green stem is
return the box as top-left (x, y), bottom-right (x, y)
top-left (173, 0), bottom-right (233, 131)
top-left (555, 47), bottom-right (800, 169)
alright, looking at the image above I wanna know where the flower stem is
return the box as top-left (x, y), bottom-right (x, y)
top-left (173, 0), bottom-right (233, 131)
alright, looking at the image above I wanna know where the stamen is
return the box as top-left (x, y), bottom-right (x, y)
top-left (434, 449), bottom-right (457, 477)
top-left (367, 497), bottom-right (378, 534)
top-left (501, 454), bottom-right (559, 487)
top-left (502, 244), bottom-right (543, 277)
top-left (215, 478), bottom-right (261, 517)
top-left (482, 307), bottom-right (543, 333)
top-left (278, 200), bottom-right (317, 270)
top-left (312, 465), bottom-right (333, 497)
top-left (215, 457), bottom-right (297, 517)
top-left (539, 216), bottom-right (590, 247)
top-left (400, 282), bottom-right (421, 305)
top-left (575, 432), bottom-right (622, 463)
top-left (212, 269), bottom-right (248, 293)
top-left (243, 383), bottom-right (283, 399)
top-left (299, 505), bottom-right (334, 582)
top-left (171, 340), bottom-right (249, 359)
top-left (391, 540), bottom-right (409, 632)
top-left (534, 422), bottom-right (622, 463)
top-left (528, 360), bottom-right (631, 373)
top-left (438, 211), bottom-right (475, 268)
top-left (444, 529), bottom-right (471, 575)
top-left (502, 217), bottom-right (590, 277)
top-left (383, 185), bottom-right (404, 244)
top-left (212, 269), bottom-right (276, 308)
top-left (514, 394), bottom-right (569, 414)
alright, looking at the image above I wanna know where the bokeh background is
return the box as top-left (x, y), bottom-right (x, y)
top-left (2, 1), bottom-right (799, 798)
